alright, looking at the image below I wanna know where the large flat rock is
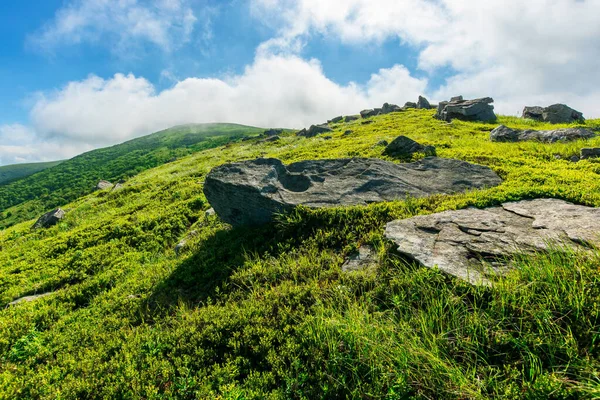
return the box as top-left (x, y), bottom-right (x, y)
top-left (490, 125), bottom-right (595, 143)
top-left (385, 199), bottom-right (600, 285)
top-left (203, 157), bottom-right (502, 226)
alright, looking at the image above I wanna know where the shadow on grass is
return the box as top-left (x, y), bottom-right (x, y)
top-left (145, 223), bottom-right (284, 315)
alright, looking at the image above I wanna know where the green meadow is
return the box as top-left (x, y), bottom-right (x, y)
top-left (0, 109), bottom-right (599, 399)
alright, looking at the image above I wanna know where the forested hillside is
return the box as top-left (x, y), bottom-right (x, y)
top-left (0, 161), bottom-right (63, 185)
top-left (0, 123), bottom-right (264, 228)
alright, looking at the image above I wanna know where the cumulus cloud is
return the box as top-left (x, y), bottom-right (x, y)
top-left (1, 55), bottom-right (425, 165)
top-left (28, 0), bottom-right (198, 54)
top-left (0, 124), bottom-right (91, 165)
top-left (252, 0), bottom-right (600, 117)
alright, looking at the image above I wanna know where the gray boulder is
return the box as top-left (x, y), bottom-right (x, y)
top-left (343, 130), bottom-right (353, 136)
top-left (522, 104), bottom-right (585, 124)
top-left (204, 157), bottom-right (502, 226)
top-left (382, 103), bottom-right (402, 114)
top-left (96, 180), bottom-right (113, 190)
top-left (360, 109), bottom-right (380, 118)
top-left (581, 148), bottom-right (600, 159)
top-left (257, 135), bottom-right (280, 144)
top-left (404, 102), bottom-right (417, 109)
top-left (435, 97), bottom-right (496, 122)
top-left (417, 96), bottom-right (432, 109)
top-left (342, 246), bottom-right (378, 272)
top-left (33, 208), bottom-right (65, 229)
top-left (384, 136), bottom-right (436, 158)
top-left (522, 106), bottom-right (544, 121)
top-left (345, 115), bottom-right (360, 122)
top-left (490, 125), bottom-right (595, 143)
top-left (328, 116), bottom-right (344, 124)
top-left (297, 124), bottom-right (333, 138)
top-left (385, 199), bottom-right (600, 285)
top-left (263, 129), bottom-right (282, 137)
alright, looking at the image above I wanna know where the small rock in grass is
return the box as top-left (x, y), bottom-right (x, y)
top-left (342, 246), bottom-right (378, 272)
top-left (580, 148), bottom-right (600, 159)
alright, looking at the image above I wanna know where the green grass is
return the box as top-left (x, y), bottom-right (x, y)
top-left (0, 161), bottom-right (63, 186)
top-left (0, 110), bottom-right (599, 398)
top-left (0, 123), bottom-right (266, 229)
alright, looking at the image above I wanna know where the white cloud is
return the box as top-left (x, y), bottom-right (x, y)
top-left (0, 54), bottom-right (425, 165)
top-left (29, 55), bottom-right (425, 145)
top-left (251, 0), bottom-right (600, 117)
top-left (28, 0), bottom-right (198, 54)
top-left (0, 124), bottom-right (91, 165)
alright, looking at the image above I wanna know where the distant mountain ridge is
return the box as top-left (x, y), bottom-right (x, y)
top-left (0, 123), bottom-right (265, 228)
top-left (0, 160), bottom-right (63, 185)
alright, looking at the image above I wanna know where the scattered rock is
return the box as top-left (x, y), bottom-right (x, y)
top-left (33, 208), bottom-right (65, 229)
top-left (257, 135), bottom-right (280, 144)
top-left (343, 130), bottom-right (354, 136)
top-left (375, 140), bottom-right (389, 147)
top-left (342, 246), bottom-right (378, 272)
top-left (385, 199), bottom-right (600, 285)
top-left (322, 136), bottom-right (333, 140)
top-left (328, 116), bottom-right (344, 124)
top-left (205, 208), bottom-right (216, 217)
top-left (345, 115), bottom-right (360, 122)
top-left (362, 120), bottom-right (374, 125)
top-left (360, 109), bottom-right (380, 118)
top-left (435, 97), bottom-right (496, 122)
top-left (96, 180), bottom-right (113, 190)
top-left (175, 240), bottom-right (187, 255)
top-left (298, 124), bottom-right (333, 138)
top-left (384, 136), bottom-right (436, 158)
top-left (522, 104), bottom-right (585, 124)
top-left (522, 106), bottom-right (544, 121)
top-left (417, 96), bottom-right (432, 109)
top-left (204, 157), bottom-right (502, 226)
top-left (490, 125), bottom-right (595, 143)
top-left (264, 129), bottom-right (282, 137)
top-left (112, 183), bottom-right (124, 191)
top-left (570, 155), bottom-right (581, 163)
top-left (581, 148), bottom-right (600, 159)
top-left (404, 102), bottom-right (417, 109)
top-left (382, 103), bottom-right (402, 113)
top-left (8, 292), bottom-right (54, 306)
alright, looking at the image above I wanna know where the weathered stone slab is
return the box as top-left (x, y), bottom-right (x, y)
top-left (385, 199), bottom-right (600, 285)
top-left (204, 157), bottom-right (502, 226)
top-left (490, 125), bottom-right (595, 143)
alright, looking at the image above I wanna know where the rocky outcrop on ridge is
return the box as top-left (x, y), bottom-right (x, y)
top-left (522, 104), bottom-right (585, 124)
top-left (296, 124), bottom-right (333, 137)
top-left (203, 157), bottom-right (502, 226)
top-left (490, 125), bottom-right (595, 143)
top-left (435, 96), bottom-right (496, 122)
top-left (385, 199), bottom-right (600, 285)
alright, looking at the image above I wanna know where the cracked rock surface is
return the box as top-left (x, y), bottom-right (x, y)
top-left (490, 125), bottom-right (595, 143)
top-left (384, 199), bottom-right (600, 285)
top-left (204, 157), bottom-right (501, 226)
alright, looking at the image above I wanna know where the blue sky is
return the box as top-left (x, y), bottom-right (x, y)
top-left (0, 0), bottom-right (599, 165)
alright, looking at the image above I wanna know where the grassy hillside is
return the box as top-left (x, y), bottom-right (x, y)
top-left (0, 161), bottom-right (63, 185)
top-left (0, 110), bottom-right (599, 398)
top-left (0, 123), bottom-right (265, 229)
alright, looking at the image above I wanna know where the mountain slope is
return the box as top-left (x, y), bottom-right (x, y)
top-left (0, 123), bottom-right (265, 229)
top-left (0, 110), bottom-right (599, 398)
top-left (0, 161), bottom-right (63, 185)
